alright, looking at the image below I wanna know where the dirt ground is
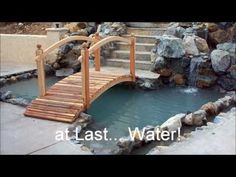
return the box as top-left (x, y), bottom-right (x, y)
top-left (0, 22), bottom-right (52, 35)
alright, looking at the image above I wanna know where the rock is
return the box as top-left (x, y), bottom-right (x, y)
top-left (216, 42), bottom-right (236, 58)
top-left (211, 49), bottom-right (232, 73)
top-left (164, 26), bottom-right (185, 39)
top-left (147, 146), bottom-right (169, 155)
top-left (173, 74), bottom-right (186, 85)
top-left (9, 76), bottom-right (17, 83)
top-left (0, 78), bottom-right (6, 86)
top-left (44, 64), bottom-right (54, 75)
top-left (207, 23), bottom-right (218, 32)
top-left (209, 29), bottom-right (229, 44)
top-left (5, 97), bottom-right (29, 107)
top-left (228, 65), bottom-right (236, 79)
top-left (117, 136), bottom-right (134, 153)
top-left (183, 35), bottom-right (209, 56)
top-left (156, 35), bottom-right (185, 58)
top-left (200, 102), bottom-right (218, 116)
top-left (150, 56), bottom-right (167, 72)
top-left (99, 22), bottom-right (127, 37)
top-left (75, 29), bottom-right (88, 36)
top-left (58, 43), bottom-right (74, 56)
top-left (196, 75), bottom-right (217, 88)
top-left (160, 113), bottom-right (185, 132)
top-left (217, 75), bottom-right (236, 91)
top-left (52, 62), bottom-right (60, 69)
top-left (183, 110), bottom-right (207, 126)
top-left (0, 91), bottom-right (13, 101)
top-left (139, 79), bottom-right (155, 90)
top-left (56, 68), bottom-right (74, 77)
top-left (194, 36), bottom-right (209, 53)
top-left (183, 35), bottom-right (199, 56)
top-left (157, 68), bottom-right (172, 77)
top-left (79, 112), bottom-right (92, 123)
top-left (213, 100), bottom-right (226, 114)
top-left (64, 22), bottom-right (80, 33)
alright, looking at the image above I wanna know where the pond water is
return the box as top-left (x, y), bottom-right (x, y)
top-left (86, 85), bottom-right (224, 152)
top-left (1, 77), bottom-right (224, 152)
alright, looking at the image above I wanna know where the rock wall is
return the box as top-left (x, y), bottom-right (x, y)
top-left (151, 22), bottom-right (236, 91)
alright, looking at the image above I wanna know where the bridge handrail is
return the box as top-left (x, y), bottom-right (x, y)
top-left (35, 32), bottom-right (136, 110)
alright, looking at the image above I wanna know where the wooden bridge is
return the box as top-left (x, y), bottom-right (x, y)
top-left (24, 33), bottom-right (136, 123)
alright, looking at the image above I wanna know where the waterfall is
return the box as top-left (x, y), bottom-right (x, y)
top-left (188, 57), bottom-right (205, 86)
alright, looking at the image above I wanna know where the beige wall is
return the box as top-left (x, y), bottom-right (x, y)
top-left (0, 34), bottom-right (47, 65)
top-left (0, 28), bottom-right (69, 65)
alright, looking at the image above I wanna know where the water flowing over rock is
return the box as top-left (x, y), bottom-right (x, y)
top-left (156, 35), bottom-right (185, 58)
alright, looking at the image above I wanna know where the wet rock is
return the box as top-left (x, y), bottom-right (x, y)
top-left (156, 35), bottom-right (185, 58)
top-left (117, 136), bottom-right (134, 153)
top-left (147, 146), bottom-right (169, 155)
top-left (0, 78), bottom-right (6, 86)
top-left (173, 74), bottom-right (186, 85)
top-left (56, 68), bottom-right (74, 77)
top-left (5, 97), bottom-right (29, 107)
top-left (0, 91), bottom-right (13, 101)
top-left (196, 75), bottom-right (217, 88)
top-left (160, 113), bottom-right (185, 132)
top-left (139, 79), bottom-right (155, 90)
top-left (79, 112), bottom-right (92, 123)
top-left (211, 49), bottom-right (232, 73)
top-left (217, 75), bottom-right (236, 91)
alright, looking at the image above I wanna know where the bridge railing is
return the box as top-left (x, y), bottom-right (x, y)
top-left (35, 33), bottom-right (136, 109)
top-left (81, 34), bottom-right (136, 109)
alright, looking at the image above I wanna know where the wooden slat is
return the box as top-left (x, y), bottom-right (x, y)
top-left (28, 104), bottom-right (78, 114)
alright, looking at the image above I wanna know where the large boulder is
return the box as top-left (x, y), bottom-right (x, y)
top-left (210, 49), bottom-right (233, 73)
top-left (150, 56), bottom-right (167, 71)
top-left (228, 65), bottom-right (236, 79)
top-left (156, 35), bottom-right (185, 58)
top-left (183, 35), bottom-right (209, 56)
top-left (196, 75), bottom-right (217, 88)
top-left (164, 26), bottom-right (185, 39)
top-left (183, 35), bottom-right (199, 56)
top-left (216, 42), bottom-right (236, 59)
top-left (173, 74), bottom-right (186, 85)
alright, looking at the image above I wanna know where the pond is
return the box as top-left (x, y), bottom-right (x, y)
top-left (1, 77), bottom-right (224, 152)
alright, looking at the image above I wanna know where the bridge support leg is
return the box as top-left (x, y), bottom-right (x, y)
top-left (81, 43), bottom-right (90, 109)
top-left (94, 32), bottom-right (101, 71)
top-left (130, 34), bottom-right (136, 81)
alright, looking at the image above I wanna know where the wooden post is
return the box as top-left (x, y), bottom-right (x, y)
top-left (81, 43), bottom-right (90, 109)
top-left (130, 33), bottom-right (136, 81)
top-left (35, 44), bottom-right (46, 97)
top-left (94, 32), bottom-right (101, 71)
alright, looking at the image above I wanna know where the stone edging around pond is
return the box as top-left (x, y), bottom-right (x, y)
top-left (115, 91), bottom-right (236, 155)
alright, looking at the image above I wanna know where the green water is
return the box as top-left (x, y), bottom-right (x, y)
top-left (1, 77), bottom-right (63, 101)
top-left (87, 85), bottom-right (223, 152)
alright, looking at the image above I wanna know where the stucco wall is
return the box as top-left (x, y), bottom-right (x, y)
top-left (0, 34), bottom-right (47, 65)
